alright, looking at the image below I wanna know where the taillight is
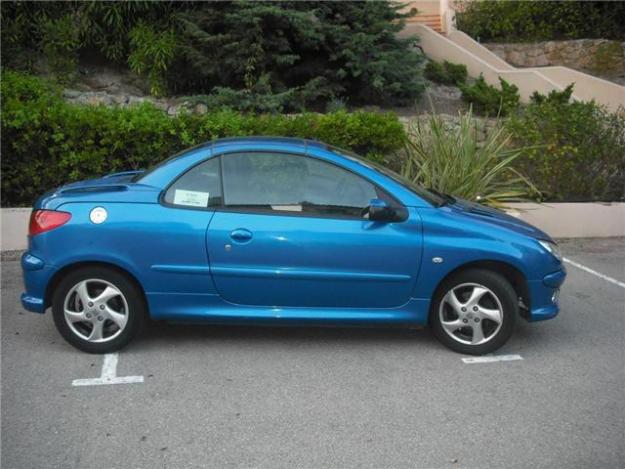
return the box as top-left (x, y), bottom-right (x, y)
top-left (28, 210), bottom-right (72, 236)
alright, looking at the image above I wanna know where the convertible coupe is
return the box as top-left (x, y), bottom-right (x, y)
top-left (21, 137), bottom-right (566, 354)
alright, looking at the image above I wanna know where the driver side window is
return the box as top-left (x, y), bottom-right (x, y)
top-left (221, 152), bottom-right (379, 217)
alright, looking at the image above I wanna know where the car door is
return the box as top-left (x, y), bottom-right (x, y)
top-left (206, 151), bottom-right (423, 309)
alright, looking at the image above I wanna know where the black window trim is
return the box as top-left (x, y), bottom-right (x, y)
top-left (159, 150), bottom-right (408, 222)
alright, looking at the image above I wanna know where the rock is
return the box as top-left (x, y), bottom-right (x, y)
top-left (153, 100), bottom-right (169, 112)
top-left (167, 105), bottom-right (179, 116)
top-left (83, 93), bottom-right (113, 106)
top-left (427, 84), bottom-right (462, 100)
top-left (112, 95), bottom-right (129, 105)
top-left (127, 96), bottom-right (146, 106)
top-left (63, 89), bottom-right (82, 99)
top-left (194, 103), bottom-right (208, 115)
top-left (506, 51), bottom-right (523, 66)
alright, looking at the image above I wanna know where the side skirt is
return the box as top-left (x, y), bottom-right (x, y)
top-left (146, 293), bottom-right (430, 327)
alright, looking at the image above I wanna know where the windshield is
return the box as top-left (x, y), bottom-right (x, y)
top-left (327, 145), bottom-right (446, 207)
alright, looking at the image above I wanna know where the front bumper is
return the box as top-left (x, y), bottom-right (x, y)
top-left (21, 294), bottom-right (45, 313)
top-left (527, 267), bottom-right (567, 322)
top-left (20, 252), bottom-right (54, 314)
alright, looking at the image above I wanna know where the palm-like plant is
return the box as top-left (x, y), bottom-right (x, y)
top-left (400, 110), bottom-right (539, 208)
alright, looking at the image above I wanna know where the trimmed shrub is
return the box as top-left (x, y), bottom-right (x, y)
top-left (455, 1), bottom-right (625, 42)
top-left (424, 61), bottom-right (468, 86)
top-left (460, 76), bottom-right (520, 116)
top-left (507, 94), bottom-right (625, 202)
top-left (1, 71), bottom-right (406, 206)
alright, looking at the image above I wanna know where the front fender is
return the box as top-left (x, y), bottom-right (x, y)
top-left (414, 207), bottom-right (561, 300)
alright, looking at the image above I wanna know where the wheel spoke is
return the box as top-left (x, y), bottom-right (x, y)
top-left (104, 306), bottom-right (127, 330)
top-left (443, 290), bottom-right (464, 315)
top-left (64, 309), bottom-right (86, 323)
top-left (88, 320), bottom-right (105, 341)
top-left (441, 318), bottom-right (464, 335)
top-left (471, 322), bottom-right (485, 344)
top-left (479, 307), bottom-right (502, 324)
top-left (75, 281), bottom-right (92, 308)
top-left (466, 286), bottom-right (488, 307)
top-left (93, 286), bottom-right (119, 304)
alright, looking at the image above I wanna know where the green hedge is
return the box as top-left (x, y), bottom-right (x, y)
top-left (455, 1), bottom-right (625, 42)
top-left (1, 71), bottom-right (406, 206)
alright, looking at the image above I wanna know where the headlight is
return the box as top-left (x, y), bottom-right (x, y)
top-left (538, 240), bottom-right (563, 262)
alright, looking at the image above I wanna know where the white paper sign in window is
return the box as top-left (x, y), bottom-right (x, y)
top-left (173, 189), bottom-right (209, 207)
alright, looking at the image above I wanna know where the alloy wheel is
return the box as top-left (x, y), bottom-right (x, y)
top-left (63, 279), bottom-right (129, 343)
top-left (438, 282), bottom-right (504, 346)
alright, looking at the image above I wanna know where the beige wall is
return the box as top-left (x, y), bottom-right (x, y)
top-left (404, 23), bottom-right (625, 111)
top-left (402, 24), bottom-right (569, 101)
top-left (447, 30), bottom-right (514, 71)
top-left (507, 203), bottom-right (625, 239)
top-left (1, 208), bottom-right (31, 251)
top-left (401, 1), bottom-right (440, 17)
top-left (534, 66), bottom-right (625, 106)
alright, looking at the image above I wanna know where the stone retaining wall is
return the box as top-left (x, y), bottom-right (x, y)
top-left (483, 39), bottom-right (625, 85)
top-left (62, 89), bottom-right (209, 117)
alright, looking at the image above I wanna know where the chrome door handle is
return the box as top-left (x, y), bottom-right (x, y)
top-left (230, 228), bottom-right (253, 242)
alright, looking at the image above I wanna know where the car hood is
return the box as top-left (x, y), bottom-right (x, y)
top-left (448, 197), bottom-right (552, 241)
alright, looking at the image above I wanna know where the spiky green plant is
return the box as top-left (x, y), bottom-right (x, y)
top-left (400, 110), bottom-right (539, 208)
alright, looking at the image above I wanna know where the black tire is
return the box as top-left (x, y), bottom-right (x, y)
top-left (430, 268), bottom-right (518, 355)
top-left (52, 266), bottom-right (146, 353)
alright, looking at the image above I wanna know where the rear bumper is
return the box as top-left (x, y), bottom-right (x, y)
top-left (527, 267), bottom-right (567, 322)
top-left (20, 252), bottom-right (54, 314)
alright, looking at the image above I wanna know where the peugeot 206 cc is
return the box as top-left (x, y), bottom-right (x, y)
top-left (21, 137), bottom-right (566, 355)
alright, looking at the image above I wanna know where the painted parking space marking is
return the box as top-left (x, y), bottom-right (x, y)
top-left (462, 354), bottom-right (523, 364)
top-left (72, 353), bottom-right (143, 387)
top-left (563, 257), bottom-right (625, 289)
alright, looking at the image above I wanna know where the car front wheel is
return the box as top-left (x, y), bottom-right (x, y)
top-left (430, 269), bottom-right (518, 355)
top-left (52, 266), bottom-right (145, 353)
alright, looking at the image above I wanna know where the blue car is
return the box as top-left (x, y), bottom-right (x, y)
top-left (21, 137), bottom-right (566, 355)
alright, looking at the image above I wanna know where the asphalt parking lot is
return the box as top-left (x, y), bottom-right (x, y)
top-left (1, 237), bottom-right (624, 469)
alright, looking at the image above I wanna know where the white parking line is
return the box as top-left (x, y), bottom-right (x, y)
top-left (462, 354), bottom-right (523, 364)
top-left (72, 353), bottom-right (144, 386)
top-left (563, 257), bottom-right (625, 289)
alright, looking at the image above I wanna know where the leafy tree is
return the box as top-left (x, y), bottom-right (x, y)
top-left (128, 24), bottom-right (177, 97)
top-left (1, 1), bottom-right (425, 109)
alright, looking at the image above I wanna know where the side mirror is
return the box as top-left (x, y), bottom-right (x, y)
top-left (366, 198), bottom-right (396, 222)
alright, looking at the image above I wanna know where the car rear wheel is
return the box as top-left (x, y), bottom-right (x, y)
top-left (52, 266), bottom-right (145, 353)
top-left (430, 269), bottom-right (518, 355)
